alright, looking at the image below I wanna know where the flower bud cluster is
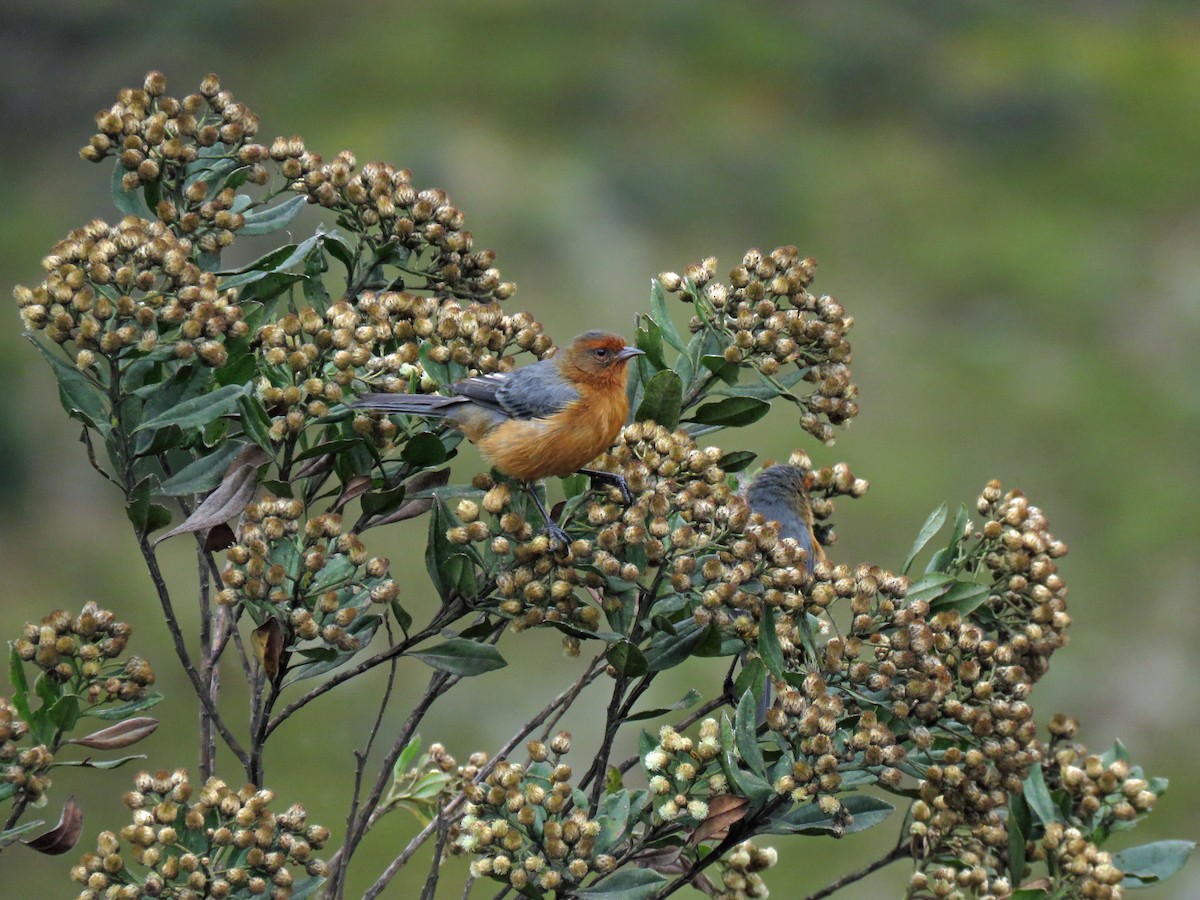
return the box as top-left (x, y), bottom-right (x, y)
top-left (0, 696), bottom-right (53, 805)
top-left (12, 602), bottom-right (154, 700)
top-left (219, 497), bottom-right (395, 654)
top-left (642, 719), bottom-right (728, 824)
top-left (709, 840), bottom-right (777, 900)
top-left (974, 480), bottom-right (1071, 682)
top-left (659, 247), bottom-right (857, 443)
top-left (294, 154), bottom-right (516, 302)
top-left (15, 217), bottom-right (245, 370)
top-left (70, 769), bottom-right (328, 900)
top-left (457, 733), bottom-right (613, 893)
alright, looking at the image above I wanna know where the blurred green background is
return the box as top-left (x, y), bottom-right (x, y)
top-left (2, 1), bottom-right (1197, 896)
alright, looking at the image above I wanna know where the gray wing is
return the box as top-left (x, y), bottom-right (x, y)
top-left (451, 359), bottom-right (579, 420)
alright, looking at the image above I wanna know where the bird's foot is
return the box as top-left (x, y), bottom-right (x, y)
top-left (580, 468), bottom-right (635, 506)
top-left (543, 520), bottom-right (571, 552)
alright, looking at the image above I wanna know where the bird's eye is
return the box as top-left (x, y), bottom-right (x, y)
top-left (593, 347), bottom-right (608, 358)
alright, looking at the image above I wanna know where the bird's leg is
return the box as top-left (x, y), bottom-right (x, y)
top-left (524, 482), bottom-right (570, 550)
top-left (578, 468), bottom-right (634, 506)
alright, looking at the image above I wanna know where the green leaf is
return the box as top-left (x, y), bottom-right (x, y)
top-left (1008, 790), bottom-right (1031, 887)
top-left (763, 794), bottom-right (894, 835)
top-left (635, 316), bottom-right (668, 371)
top-left (642, 620), bottom-right (714, 672)
top-left (733, 657), bottom-right (766, 704)
top-left (319, 229), bottom-right (356, 272)
top-left (238, 194), bottom-right (308, 236)
top-left (134, 384), bottom-right (247, 433)
top-left (393, 736), bottom-right (423, 779)
top-left (734, 691), bottom-right (766, 777)
top-left (1115, 840), bottom-right (1195, 887)
top-left (594, 790), bottom-right (631, 854)
top-left (410, 639), bottom-right (507, 676)
top-left (237, 395), bottom-right (276, 451)
top-left (718, 714), bottom-right (772, 803)
top-left (757, 605), bottom-right (785, 679)
top-left (402, 432), bottom-right (449, 467)
top-left (904, 573), bottom-right (954, 604)
top-left (29, 339), bottom-right (109, 431)
top-left (718, 450), bottom-right (758, 473)
top-left (9, 645), bottom-right (32, 724)
top-left (111, 160), bottom-right (152, 217)
top-left (621, 688), bottom-right (702, 723)
top-left (573, 867), bottom-right (667, 899)
top-left (288, 875), bottom-right (327, 900)
top-left (930, 580), bottom-right (990, 616)
top-left (700, 353), bottom-right (740, 385)
top-left (902, 504), bottom-right (948, 575)
top-left (649, 279), bottom-right (686, 352)
top-left (634, 370), bottom-right (683, 430)
top-left (1023, 765), bottom-right (1058, 826)
top-left (606, 641), bottom-right (649, 678)
top-left (0, 818), bottom-right (45, 843)
top-left (81, 693), bottom-right (164, 720)
top-left (219, 236), bottom-right (320, 289)
top-left (159, 441), bottom-right (249, 496)
top-left (686, 396), bottom-right (770, 428)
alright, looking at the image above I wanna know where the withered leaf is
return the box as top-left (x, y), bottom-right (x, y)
top-left (332, 475), bottom-right (372, 513)
top-left (156, 446), bottom-right (270, 544)
top-left (366, 468), bottom-right (450, 525)
top-left (252, 618), bottom-right (286, 681)
top-left (203, 523), bottom-right (236, 552)
top-left (22, 797), bottom-right (83, 855)
top-left (688, 794), bottom-right (749, 847)
top-left (65, 717), bottom-right (158, 750)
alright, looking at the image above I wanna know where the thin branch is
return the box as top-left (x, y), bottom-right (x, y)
top-left (136, 533), bottom-right (249, 767)
top-left (263, 608), bottom-right (461, 739)
top-left (799, 840), bottom-right (912, 900)
top-left (417, 815), bottom-right (451, 900)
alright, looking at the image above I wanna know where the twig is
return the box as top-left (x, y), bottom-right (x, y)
top-left (418, 814), bottom-right (451, 900)
top-left (799, 839), bottom-right (912, 900)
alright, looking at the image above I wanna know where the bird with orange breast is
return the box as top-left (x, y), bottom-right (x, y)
top-left (350, 331), bottom-right (644, 547)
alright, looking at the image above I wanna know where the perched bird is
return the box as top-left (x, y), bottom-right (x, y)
top-left (350, 331), bottom-right (644, 546)
top-left (743, 464), bottom-right (826, 718)
top-left (745, 464), bottom-right (825, 577)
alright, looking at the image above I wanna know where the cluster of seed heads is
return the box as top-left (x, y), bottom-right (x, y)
top-left (14, 217), bottom-right (245, 370)
top-left (643, 719), bottom-right (729, 824)
top-left (709, 840), bottom-right (778, 900)
top-left (79, 72), bottom-right (267, 253)
top-left (660, 247), bottom-right (857, 443)
top-left (219, 497), bottom-right (395, 654)
top-left (456, 732), bottom-right (617, 893)
top-left (71, 769), bottom-right (328, 900)
top-left (0, 697), bottom-right (52, 805)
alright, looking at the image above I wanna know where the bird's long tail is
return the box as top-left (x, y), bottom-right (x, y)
top-left (348, 393), bottom-right (463, 416)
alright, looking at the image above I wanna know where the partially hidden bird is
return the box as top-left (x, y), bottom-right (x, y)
top-left (744, 464), bottom-right (826, 718)
top-left (349, 331), bottom-right (644, 547)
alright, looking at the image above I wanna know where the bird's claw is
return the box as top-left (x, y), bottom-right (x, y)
top-left (544, 521), bottom-right (571, 552)
top-left (581, 469), bottom-right (635, 506)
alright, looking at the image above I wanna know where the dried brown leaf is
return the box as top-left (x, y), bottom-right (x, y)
top-left (203, 523), bottom-right (236, 552)
top-left (688, 794), bottom-right (749, 847)
top-left (252, 618), bottom-right (286, 681)
top-left (65, 717), bottom-right (159, 750)
top-left (22, 797), bottom-right (83, 855)
top-left (156, 446), bottom-right (269, 544)
top-left (332, 475), bottom-right (372, 513)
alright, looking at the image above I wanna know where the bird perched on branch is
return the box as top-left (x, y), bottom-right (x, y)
top-left (744, 464), bottom-right (826, 718)
top-left (350, 331), bottom-right (644, 547)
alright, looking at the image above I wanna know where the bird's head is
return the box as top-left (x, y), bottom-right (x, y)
top-left (560, 331), bottom-right (644, 381)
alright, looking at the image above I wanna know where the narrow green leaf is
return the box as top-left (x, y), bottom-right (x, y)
top-left (1023, 765), bottom-right (1058, 826)
top-left (757, 605), bottom-right (785, 679)
top-left (410, 639), bottom-right (507, 676)
top-left (288, 875), bottom-right (327, 900)
top-left (53, 754), bottom-right (146, 770)
top-left (29, 339), bottom-right (109, 430)
top-left (649, 279), bottom-right (686, 352)
top-left (642, 621), bottom-right (713, 672)
top-left (734, 691), bottom-right (766, 777)
top-left (159, 441), bottom-right (249, 496)
top-left (238, 194), bottom-right (308, 236)
top-left (0, 818), bottom-right (45, 843)
top-left (621, 689), bottom-right (702, 723)
top-left (718, 450), bottom-right (757, 473)
top-left (393, 736), bottom-right (423, 779)
top-left (237, 395), bottom-right (276, 451)
top-left (686, 396), bottom-right (770, 428)
top-left (700, 354), bottom-right (739, 385)
top-left (902, 504), bottom-right (948, 575)
top-left (81, 693), bottom-right (164, 720)
top-left (635, 316), bottom-right (668, 371)
top-left (904, 573), bottom-right (954, 604)
top-left (1008, 790), bottom-right (1031, 887)
top-left (635, 370), bottom-right (683, 430)
top-left (9, 645), bottom-right (32, 724)
top-left (930, 580), bottom-right (990, 616)
top-left (135, 384), bottom-right (247, 433)
top-left (573, 867), bottom-right (668, 899)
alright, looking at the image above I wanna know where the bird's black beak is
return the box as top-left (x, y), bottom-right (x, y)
top-left (616, 346), bottom-right (645, 361)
